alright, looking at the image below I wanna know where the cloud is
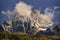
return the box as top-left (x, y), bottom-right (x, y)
top-left (39, 8), bottom-right (54, 27)
top-left (1, 1), bottom-right (54, 27)
top-left (15, 1), bottom-right (32, 17)
top-left (2, 10), bottom-right (16, 20)
top-left (40, 14), bottom-right (53, 27)
top-left (53, 7), bottom-right (60, 25)
top-left (31, 10), bottom-right (53, 27)
top-left (44, 8), bottom-right (54, 19)
top-left (2, 1), bottom-right (32, 19)
top-left (54, 6), bottom-right (60, 9)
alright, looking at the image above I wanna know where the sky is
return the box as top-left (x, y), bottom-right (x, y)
top-left (0, 0), bottom-right (60, 24)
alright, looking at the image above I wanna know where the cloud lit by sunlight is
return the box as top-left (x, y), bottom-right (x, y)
top-left (2, 1), bottom-right (54, 27)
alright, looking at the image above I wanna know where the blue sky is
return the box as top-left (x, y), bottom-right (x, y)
top-left (0, 0), bottom-right (60, 13)
top-left (0, 0), bottom-right (60, 24)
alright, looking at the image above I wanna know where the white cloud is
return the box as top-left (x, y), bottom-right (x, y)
top-left (15, 1), bottom-right (32, 17)
top-left (31, 10), bottom-right (53, 27)
top-left (54, 6), bottom-right (60, 9)
top-left (44, 8), bottom-right (54, 19)
top-left (1, 1), bottom-right (54, 27)
top-left (2, 10), bottom-right (16, 20)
